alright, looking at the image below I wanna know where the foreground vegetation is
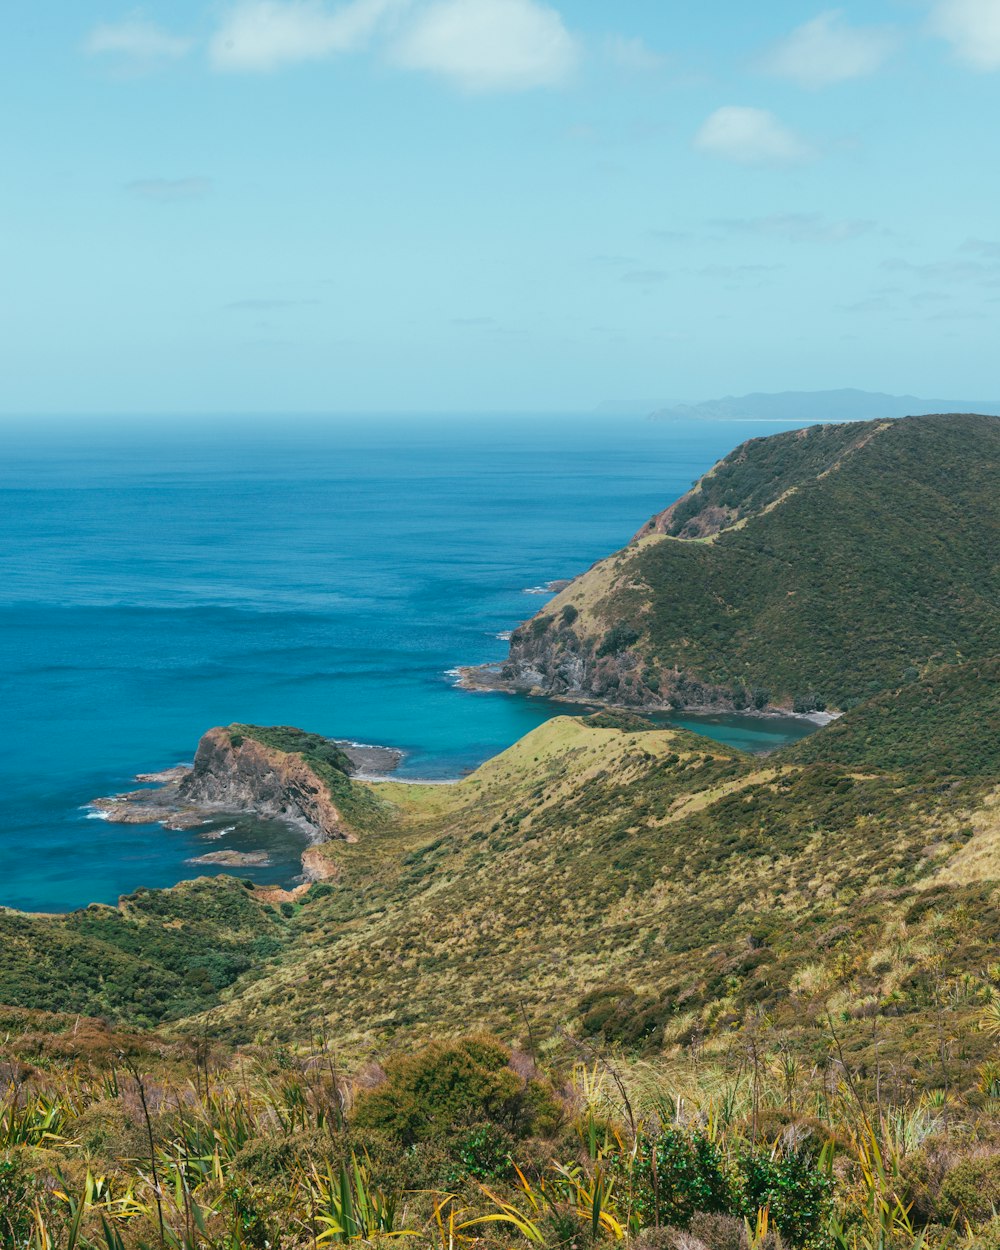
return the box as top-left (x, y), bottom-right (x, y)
top-left (8, 1015), bottom-right (1000, 1249)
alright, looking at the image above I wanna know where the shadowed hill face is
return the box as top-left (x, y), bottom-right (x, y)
top-left (500, 413), bottom-right (1000, 712)
top-left (784, 656), bottom-right (1000, 778)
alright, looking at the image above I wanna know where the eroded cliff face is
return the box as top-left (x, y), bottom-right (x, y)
top-left (180, 728), bottom-right (355, 844)
top-left (499, 617), bottom-right (734, 711)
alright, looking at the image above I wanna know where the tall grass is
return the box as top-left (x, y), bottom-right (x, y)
top-left (3, 1025), bottom-right (999, 1250)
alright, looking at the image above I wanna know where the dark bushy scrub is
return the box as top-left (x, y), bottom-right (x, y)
top-left (586, 712), bottom-right (656, 733)
top-left (351, 1035), bottom-right (560, 1148)
top-left (618, 1128), bottom-right (730, 1229)
top-left (732, 1146), bottom-right (833, 1248)
top-left (598, 624), bottom-right (641, 657)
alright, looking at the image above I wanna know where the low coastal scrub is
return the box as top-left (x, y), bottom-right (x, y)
top-left (0, 877), bottom-right (290, 1026)
top-left (6, 1018), bottom-right (1000, 1248)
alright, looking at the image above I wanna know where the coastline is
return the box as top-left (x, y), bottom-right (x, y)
top-left (84, 734), bottom-right (410, 902)
top-left (452, 662), bottom-right (841, 726)
top-left (69, 647), bottom-right (837, 913)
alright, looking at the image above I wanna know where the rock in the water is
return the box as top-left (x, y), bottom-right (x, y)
top-left (186, 849), bottom-right (272, 867)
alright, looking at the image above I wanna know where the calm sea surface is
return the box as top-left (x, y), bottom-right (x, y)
top-left (0, 414), bottom-right (817, 912)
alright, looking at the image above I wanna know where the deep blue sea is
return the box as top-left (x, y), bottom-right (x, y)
top-left (0, 414), bottom-right (817, 912)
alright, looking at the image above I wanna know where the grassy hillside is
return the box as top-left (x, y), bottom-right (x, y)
top-left (3, 673), bottom-right (1000, 1245)
top-left (194, 676), bottom-right (999, 1093)
top-left (501, 413), bottom-right (1000, 710)
top-left (3, 665), bottom-right (999, 1064)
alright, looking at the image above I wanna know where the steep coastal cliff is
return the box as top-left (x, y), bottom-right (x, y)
top-left (180, 726), bottom-right (356, 843)
top-left (90, 724), bottom-right (392, 890)
top-left (490, 413), bottom-right (1000, 712)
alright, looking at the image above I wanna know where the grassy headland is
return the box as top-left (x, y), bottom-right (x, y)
top-left (499, 413), bottom-right (1000, 712)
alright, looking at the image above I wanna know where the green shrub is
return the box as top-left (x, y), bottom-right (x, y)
top-left (71, 1099), bottom-right (145, 1159)
top-left (732, 1146), bottom-right (832, 1248)
top-left (352, 1036), bottom-right (560, 1148)
top-left (620, 1128), bottom-right (730, 1229)
top-left (0, 1152), bottom-right (35, 1248)
top-left (445, 1122), bottom-right (517, 1185)
top-left (939, 1154), bottom-right (1000, 1224)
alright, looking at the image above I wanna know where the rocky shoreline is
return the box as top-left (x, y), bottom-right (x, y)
top-left (453, 662), bottom-right (839, 726)
top-left (88, 731), bottom-right (407, 895)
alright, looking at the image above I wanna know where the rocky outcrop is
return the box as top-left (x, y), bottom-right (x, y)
top-left (494, 620), bottom-right (736, 712)
top-left (179, 728), bottom-right (354, 844)
top-left (91, 727), bottom-right (359, 845)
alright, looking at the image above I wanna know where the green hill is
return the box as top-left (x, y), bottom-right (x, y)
top-left (496, 413), bottom-right (1000, 711)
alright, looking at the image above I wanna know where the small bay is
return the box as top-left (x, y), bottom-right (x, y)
top-left (0, 413), bottom-right (817, 912)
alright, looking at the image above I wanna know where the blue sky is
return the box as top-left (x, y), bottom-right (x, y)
top-left (2, 0), bottom-right (999, 413)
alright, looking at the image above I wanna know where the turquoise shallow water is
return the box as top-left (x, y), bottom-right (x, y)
top-left (0, 414), bottom-right (817, 912)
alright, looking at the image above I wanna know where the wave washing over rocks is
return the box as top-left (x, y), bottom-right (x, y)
top-left (88, 737), bottom-right (406, 832)
top-left (522, 578), bottom-right (573, 596)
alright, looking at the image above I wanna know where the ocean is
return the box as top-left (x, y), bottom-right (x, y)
top-left (0, 414), bottom-right (818, 912)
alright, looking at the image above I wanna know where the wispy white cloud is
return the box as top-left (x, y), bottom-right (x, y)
top-left (761, 10), bottom-right (896, 88)
top-left (962, 237), bottom-right (1000, 258)
top-left (605, 34), bottom-right (665, 73)
top-left (390, 0), bottom-right (579, 92)
top-left (226, 297), bottom-right (322, 309)
top-left (694, 263), bottom-right (781, 280)
top-left (882, 254), bottom-right (1000, 286)
top-left (929, 0), bottom-right (1000, 70)
top-left (694, 107), bottom-right (812, 166)
top-left (83, 14), bottom-right (193, 62)
top-left (712, 213), bottom-right (877, 243)
top-left (126, 177), bottom-right (213, 201)
top-left (210, 0), bottom-right (403, 72)
top-left (621, 268), bottom-right (669, 285)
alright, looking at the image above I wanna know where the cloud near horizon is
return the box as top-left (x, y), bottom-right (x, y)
top-left (929, 0), bottom-right (1000, 70)
top-left (694, 107), bottom-right (813, 166)
top-left (761, 10), bottom-right (896, 88)
top-left (126, 177), bottom-right (213, 201)
top-left (713, 213), bottom-right (877, 243)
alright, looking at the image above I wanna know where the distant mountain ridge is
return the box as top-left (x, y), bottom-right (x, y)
top-left (649, 388), bottom-right (1000, 422)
